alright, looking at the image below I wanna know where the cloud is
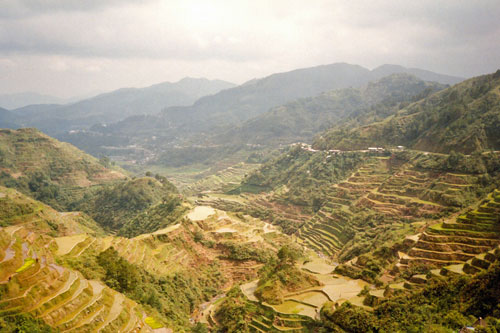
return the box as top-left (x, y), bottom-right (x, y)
top-left (0, 0), bottom-right (499, 97)
top-left (0, 0), bottom-right (150, 18)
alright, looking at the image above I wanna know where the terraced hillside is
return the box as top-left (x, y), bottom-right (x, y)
top-left (0, 185), bottom-right (104, 236)
top-left (228, 148), bottom-right (500, 264)
top-left (0, 128), bottom-right (126, 210)
top-left (399, 189), bottom-right (500, 272)
top-left (0, 198), bottom-right (299, 331)
top-left (0, 226), bottom-right (154, 332)
top-left (183, 162), bottom-right (261, 196)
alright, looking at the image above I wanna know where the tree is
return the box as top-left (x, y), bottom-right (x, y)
top-left (277, 244), bottom-right (302, 266)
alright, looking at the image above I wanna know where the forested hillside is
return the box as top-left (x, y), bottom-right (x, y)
top-left (315, 70), bottom-right (500, 153)
top-left (213, 74), bottom-right (446, 146)
top-left (0, 128), bottom-right (126, 209)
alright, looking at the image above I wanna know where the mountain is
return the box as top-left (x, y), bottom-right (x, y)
top-left (79, 63), bottom-right (462, 168)
top-left (0, 185), bottom-right (104, 236)
top-left (14, 77), bottom-right (236, 134)
top-left (0, 92), bottom-right (65, 109)
top-left (314, 69), bottom-right (500, 153)
top-left (371, 64), bottom-right (464, 85)
top-left (211, 73), bottom-right (447, 146)
top-left (0, 107), bottom-right (20, 129)
top-left (0, 128), bottom-right (126, 209)
top-left (154, 63), bottom-right (463, 136)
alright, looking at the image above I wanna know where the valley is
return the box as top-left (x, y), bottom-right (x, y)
top-left (1, 69), bottom-right (500, 332)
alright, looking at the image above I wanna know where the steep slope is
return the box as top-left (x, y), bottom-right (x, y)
top-left (315, 69), bottom-right (500, 153)
top-left (212, 74), bottom-right (446, 146)
top-left (14, 77), bottom-right (235, 135)
top-left (0, 185), bottom-right (104, 236)
top-left (0, 128), bottom-right (126, 209)
top-left (209, 146), bottom-right (500, 265)
top-left (0, 198), bottom-right (291, 331)
top-left (0, 226), bottom-right (156, 332)
top-left (74, 176), bottom-right (186, 237)
top-left (0, 128), bottom-right (125, 186)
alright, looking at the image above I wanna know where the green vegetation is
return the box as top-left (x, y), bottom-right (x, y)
top-left (322, 260), bottom-right (500, 332)
top-left (214, 73), bottom-right (446, 147)
top-left (0, 313), bottom-right (56, 333)
top-left (15, 258), bottom-right (35, 273)
top-left (0, 128), bottom-right (125, 210)
top-left (0, 185), bottom-right (104, 236)
top-left (73, 176), bottom-right (186, 236)
top-left (220, 241), bottom-right (274, 263)
top-left (145, 316), bottom-right (163, 329)
top-left (78, 246), bottom-right (225, 331)
top-left (242, 147), bottom-right (365, 210)
top-left (255, 245), bottom-right (320, 304)
top-left (315, 70), bottom-right (500, 154)
top-left (3, 70), bottom-right (500, 333)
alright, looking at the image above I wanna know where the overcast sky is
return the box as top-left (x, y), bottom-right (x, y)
top-left (1, 0), bottom-right (499, 98)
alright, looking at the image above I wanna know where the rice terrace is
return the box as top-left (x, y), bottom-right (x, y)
top-left (1, 1), bottom-right (500, 332)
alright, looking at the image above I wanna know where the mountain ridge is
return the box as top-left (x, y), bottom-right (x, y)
top-left (314, 69), bottom-right (500, 154)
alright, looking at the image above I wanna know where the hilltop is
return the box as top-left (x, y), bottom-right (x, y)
top-left (212, 73), bottom-right (447, 146)
top-left (104, 63), bottom-right (461, 139)
top-left (315, 69), bottom-right (500, 154)
top-left (74, 175), bottom-right (186, 237)
top-left (0, 185), bottom-right (104, 236)
top-left (11, 77), bottom-right (235, 135)
top-left (0, 128), bottom-right (126, 210)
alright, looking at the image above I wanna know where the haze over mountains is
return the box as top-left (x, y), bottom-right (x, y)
top-left (212, 73), bottom-right (447, 146)
top-left (15, 63), bottom-right (456, 159)
top-left (315, 70), bottom-right (500, 154)
top-left (3, 0), bottom-right (500, 331)
top-left (5, 77), bottom-right (235, 134)
top-left (108, 63), bottom-right (463, 138)
top-left (0, 92), bottom-right (68, 110)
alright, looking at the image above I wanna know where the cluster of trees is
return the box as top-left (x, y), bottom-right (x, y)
top-left (70, 247), bottom-right (225, 331)
top-left (0, 313), bottom-right (55, 333)
top-left (322, 260), bottom-right (500, 332)
top-left (73, 177), bottom-right (184, 235)
top-left (255, 244), bottom-right (320, 304)
top-left (220, 241), bottom-right (273, 263)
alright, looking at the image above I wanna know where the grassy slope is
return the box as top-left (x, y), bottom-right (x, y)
top-left (0, 128), bottom-right (126, 210)
top-left (0, 185), bottom-right (104, 237)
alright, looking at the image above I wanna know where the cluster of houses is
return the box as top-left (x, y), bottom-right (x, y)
top-left (292, 142), bottom-right (405, 154)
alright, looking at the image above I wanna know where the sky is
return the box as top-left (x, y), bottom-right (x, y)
top-left (1, 0), bottom-right (500, 98)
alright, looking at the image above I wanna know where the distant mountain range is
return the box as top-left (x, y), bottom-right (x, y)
top-left (0, 63), bottom-right (466, 165)
top-left (0, 92), bottom-right (67, 109)
top-left (93, 63), bottom-right (463, 142)
top-left (0, 107), bottom-right (19, 129)
top-left (4, 77), bottom-right (235, 134)
top-left (152, 63), bottom-right (464, 135)
top-left (210, 73), bottom-right (447, 146)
